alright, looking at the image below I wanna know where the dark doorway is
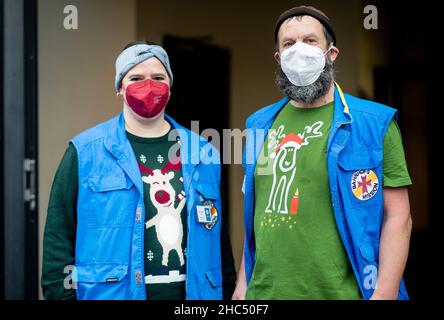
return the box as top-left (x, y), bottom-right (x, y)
top-left (374, 1), bottom-right (439, 300)
top-left (163, 36), bottom-right (230, 135)
top-left (0, 0), bottom-right (5, 300)
top-left (24, 0), bottom-right (39, 300)
top-left (2, 0), bottom-right (38, 299)
top-left (163, 35), bottom-right (231, 221)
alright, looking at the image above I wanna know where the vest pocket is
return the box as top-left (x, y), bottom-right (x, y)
top-left (205, 270), bottom-right (222, 288)
top-left (74, 263), bottom-right (129, 300)
top-left (359, 243), bottom-right (379, 262)
top-left (358, 242), bottom-right (380, 295)
top-left (195, 181), bottom-right (220, 200)
top-left (86, 173), bottom-right (137, 228)
top-left (337, 149), bottom-right (383, 208)
top-left (193, 181), bottom-right (221, 235)
top-left (204, 270), bottom-right (223, 299)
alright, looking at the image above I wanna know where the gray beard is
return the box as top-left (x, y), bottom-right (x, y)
top-left (275, 59), bottom-right (334, 105)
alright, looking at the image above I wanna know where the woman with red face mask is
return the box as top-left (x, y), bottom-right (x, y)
top-left (41, 40), bottom-right (236, 300)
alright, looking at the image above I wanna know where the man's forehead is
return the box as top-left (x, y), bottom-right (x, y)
top-left (279, 15), bottom-right (324, 39)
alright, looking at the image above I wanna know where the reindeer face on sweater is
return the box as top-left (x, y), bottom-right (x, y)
top-left (138, 151), bottom-right (182, 210)
top-left (142, 170), bottom-right (176, 208)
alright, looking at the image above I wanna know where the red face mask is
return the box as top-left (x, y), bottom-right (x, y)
top-left (124, 79), bottom-right (170, 119)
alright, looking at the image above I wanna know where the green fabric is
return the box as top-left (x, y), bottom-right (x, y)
top-left (41, 145), bottom-right (78, 300)
top-left (247, 101), bottom-right (412, 300)
top-left (42, 132), bottom-right (236, 300)
top-left (247, 101), bottom-right (361, 300)
top-left (382, 120), bottom-right (413, 187)
top-left (126, 129), bottom-right (187, 300)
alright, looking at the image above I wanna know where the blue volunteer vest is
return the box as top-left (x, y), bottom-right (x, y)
top-left (242, 83), bottom-right (409, 300)
top-left (71, 113), bottom-right (223, 300)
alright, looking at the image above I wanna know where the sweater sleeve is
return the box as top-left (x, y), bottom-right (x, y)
top-left (41, 143), bottom-right (78, 300)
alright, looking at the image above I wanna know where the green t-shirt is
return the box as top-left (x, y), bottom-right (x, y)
top-left (246, 101), bottom-right (412, 300)
top-left (127, 128), bottom-right (187, 300)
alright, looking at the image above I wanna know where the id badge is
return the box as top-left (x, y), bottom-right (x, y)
top-left (196, 205), bottom-right (213, 223)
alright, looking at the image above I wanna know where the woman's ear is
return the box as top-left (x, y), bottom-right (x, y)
top-left (118, 86), bottom-right (124, 97)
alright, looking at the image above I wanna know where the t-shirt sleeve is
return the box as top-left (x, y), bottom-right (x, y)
top-left (382, 120), bottom-right (413, 188)
top-left (41, 142), bottom-right (78, 300)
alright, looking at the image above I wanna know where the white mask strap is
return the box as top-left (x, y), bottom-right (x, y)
top-left (324, 45), bottom-right (334, 56)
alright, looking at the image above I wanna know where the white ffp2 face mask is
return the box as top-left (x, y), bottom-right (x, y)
top-left (280, 42), bottom-right (332, 87)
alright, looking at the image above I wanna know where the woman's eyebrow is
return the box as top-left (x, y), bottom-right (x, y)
top-left (127, 73), bottom-right (144, 78)
top-left (151, 72), bottom-right (167, 77)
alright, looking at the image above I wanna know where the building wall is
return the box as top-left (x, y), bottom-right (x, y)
top-left (136, 0), bottom-right (369, 270)
top-left (38, 0), bottom-right (137, 298)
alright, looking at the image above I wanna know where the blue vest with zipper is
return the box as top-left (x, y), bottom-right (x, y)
top-left (242, 83), bottom-right (409, 300)
top-left (71, 113), bottom-right (223, 300)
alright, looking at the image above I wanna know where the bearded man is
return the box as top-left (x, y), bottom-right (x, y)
top-left (233, 5), bottom-right (413, 300)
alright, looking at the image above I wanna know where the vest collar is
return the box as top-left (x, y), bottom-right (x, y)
top-left (249, 97), bottom-right (289, 130)
top-left (104, 113), bottom-right (200, 166)
top-left (164, 114), bottom-right (200, 167)
top-left (250, 82), bottom-right (351, 131)
top-left (103, 113), bottom-right (202, 195)
top-left (332, 82), bottom-right (353, 126)
top-left (103, 114), bottom-right (144, 194)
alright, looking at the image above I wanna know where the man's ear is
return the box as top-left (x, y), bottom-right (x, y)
top-left (274, 51), bottom-right (281, 64)
top-left (329, 46), bottom-right (339, 62)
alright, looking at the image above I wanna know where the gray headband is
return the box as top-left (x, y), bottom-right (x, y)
top-left (115, 44), bottom-right (173, 92)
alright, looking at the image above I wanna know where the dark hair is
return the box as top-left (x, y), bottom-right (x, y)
top-left (275, 17), bottom-right (334, 52)
top-left (121, 40), bottom-right (159, 52)
top-left (275, 5), bottom-right (335, 52)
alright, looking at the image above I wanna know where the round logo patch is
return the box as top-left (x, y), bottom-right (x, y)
top-left (351, 169), bottom-right (379, 201)
top-left (203, 200), bottom-right (218, 230)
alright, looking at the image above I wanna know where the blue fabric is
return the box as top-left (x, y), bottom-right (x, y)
top-left (115, 44), bottom-right (174, 91)
top-left (71, 113), bottom-right (223, 300)
top-left (242, 84), bottom-right (409, 300)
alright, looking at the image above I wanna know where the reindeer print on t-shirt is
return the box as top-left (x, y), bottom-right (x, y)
top-left (265, 121), bottom-right (324, 214)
